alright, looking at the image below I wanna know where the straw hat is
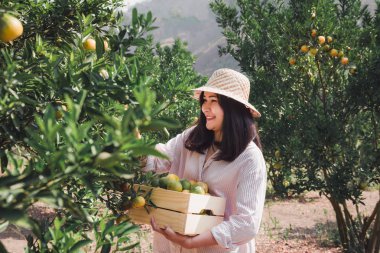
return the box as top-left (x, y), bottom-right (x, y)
top-left (193, 68), bottom-right (261, 118)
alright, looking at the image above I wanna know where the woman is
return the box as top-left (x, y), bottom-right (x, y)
top-left (145, 68), bottom-right (267, 253)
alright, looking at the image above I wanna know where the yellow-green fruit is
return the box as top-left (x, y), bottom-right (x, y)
top-left (273, 162), bottom-right (283, 170)
top-left (167, 180), bottom-right (183, 192)
top-left (159, 177), bottom-right (170, 189)
top-left (275, 150), bottom-right (281, 159)
top-left (132, 196), bottom-right (146, 208)
top-left (195, 182), bottom-right (209, 193)
top-left (180, 179), bottom-right (191, 190)
top-left (167, 173), bottom-right (180, 181)
top-left (0, 13), bottom-right (23, 42)
top-left (83, 38), bottom-right (96, 50)
top-left (330, 49), bottom-right (338, 57)
top-left (190, 185), bottom-right (206, 195)
top-left (309, 48), bottom-right (318, 56)
top-left (327, 36), bottom-right (333, 43)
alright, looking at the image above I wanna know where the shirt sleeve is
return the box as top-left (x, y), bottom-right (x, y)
top-left (144, 128), bottom-right (191, 174)
top-left (211, 147), bottom-right (267, 250)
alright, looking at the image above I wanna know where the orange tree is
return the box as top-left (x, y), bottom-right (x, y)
top-left (211, 0), bottom-right (379, 252)
top-left (0, 0), bottom-right (201, 252)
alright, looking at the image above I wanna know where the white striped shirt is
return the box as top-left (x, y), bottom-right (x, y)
top-left (145, 127), bottom-right (267, 253)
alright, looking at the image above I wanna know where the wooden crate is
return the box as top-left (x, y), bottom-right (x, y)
top-left (129, 207), bottom-right (224, 235)
top-left (133, 184), bottom-right (226, 216)
top-left (128, 185), bottom-right (226, 235)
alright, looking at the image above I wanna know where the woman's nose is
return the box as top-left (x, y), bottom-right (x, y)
top-left (202, 103), bottom-right (210, 112)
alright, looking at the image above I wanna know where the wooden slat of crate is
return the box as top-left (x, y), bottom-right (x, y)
top-left (129, 207), bottom-right (224, 235)
top-left (134, 184), bottom-right (226, 216)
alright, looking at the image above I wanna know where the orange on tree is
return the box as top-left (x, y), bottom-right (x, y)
top-left (341, 57), bottom-right (349, 65)
top-left (318, 36), bottom-right (325, 45)
top-left (300, 45), bottom-right (309, 53)
top-left (0, 13), bottom-right (23, 43)
top-left (309, 48), bottom-right (318, 56)
top-left (327, 36), bottom-right (333, 43)
top-left (132, 196), bottom-right (146, 208)
top-left (330, 48), bottom-right (338, 57)
top-left (289, 57), bottom-right (296, 65)
top-left (311, 29), bottom-right (317, 38)
top-left (83, 38), bottom-right (96, 50)
top-left (103, 40), bottom-right (109, 50)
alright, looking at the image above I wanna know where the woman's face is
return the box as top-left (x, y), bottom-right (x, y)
top-left (201, 92), bottom-right (224, 141)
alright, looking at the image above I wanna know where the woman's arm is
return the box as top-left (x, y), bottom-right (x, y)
top-left (150, 217), bottom-right (218, 249)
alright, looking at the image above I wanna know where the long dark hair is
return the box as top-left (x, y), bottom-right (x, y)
top-left (185, 92), bottom-right (262, 162)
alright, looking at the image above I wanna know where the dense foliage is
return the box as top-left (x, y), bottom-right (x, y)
top-left (0, 0), bottom-right (202, 252)
top-left (211, 0), bottom-right (379, 252)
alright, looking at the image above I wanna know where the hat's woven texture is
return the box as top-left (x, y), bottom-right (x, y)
top-left (193, 68), bottom-right (261, 118)
top-left (206, 68), bottom-right (250, 101)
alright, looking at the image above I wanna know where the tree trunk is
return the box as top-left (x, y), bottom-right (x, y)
top-left (366, 196), bottom-right (380, 253)
top-left (328, 196), bottom-right (349, 251)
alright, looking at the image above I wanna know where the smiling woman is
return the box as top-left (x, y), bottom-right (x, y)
top-left (144, 68), bottom-right (267, 253)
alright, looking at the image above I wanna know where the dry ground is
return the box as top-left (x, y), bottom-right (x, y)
top-left (1, 191), bottom-right (378, 253)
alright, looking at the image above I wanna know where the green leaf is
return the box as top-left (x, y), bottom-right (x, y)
top-left (69, 239), bottom-right (92, 252)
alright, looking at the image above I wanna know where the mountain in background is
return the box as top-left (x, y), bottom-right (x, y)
top-left (126, 0), bottom-right (377, 75)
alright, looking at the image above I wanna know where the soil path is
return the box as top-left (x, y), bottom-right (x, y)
top-left (1, 191), bottom-right (378, 253)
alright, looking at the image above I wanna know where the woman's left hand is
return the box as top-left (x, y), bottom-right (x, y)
top-left (150, 217), bottom-right (193, 249)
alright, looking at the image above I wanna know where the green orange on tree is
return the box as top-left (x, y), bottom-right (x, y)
top-left (309, 48), bottom-right (318, 56)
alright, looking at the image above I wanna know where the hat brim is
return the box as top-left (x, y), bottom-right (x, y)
top-left (192, 86), bottom-right (261, 118)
